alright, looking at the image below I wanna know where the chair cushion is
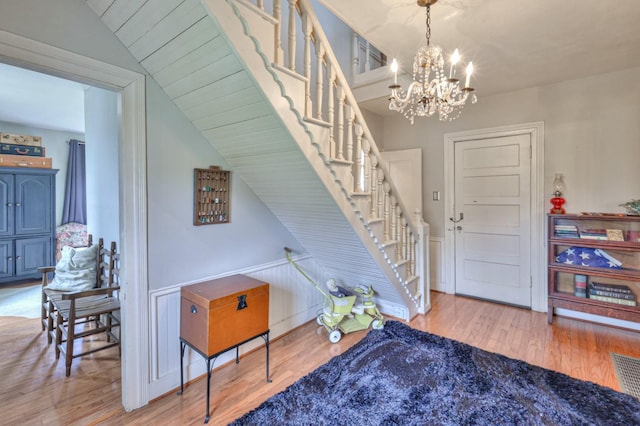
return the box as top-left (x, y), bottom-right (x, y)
top-left (46, 244), bottom-right (99, 291)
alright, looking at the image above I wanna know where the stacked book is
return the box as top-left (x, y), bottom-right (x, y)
top-left (574, 274), bottom-right (587, 298)
top-left (554, 224), bottom-right (579, 238)
top-left (588, 282), bottom-right (637, 306)
top-left (579, 228), bottom-right (608, 240)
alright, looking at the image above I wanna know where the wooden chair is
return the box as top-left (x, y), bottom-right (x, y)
top-left (39, 235), bottom-right (99, 343)
top-left (53, 240), bottom-right (120, 376)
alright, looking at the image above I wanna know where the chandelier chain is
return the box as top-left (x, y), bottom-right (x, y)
top-left (425, 5), bottom-right (431, 46)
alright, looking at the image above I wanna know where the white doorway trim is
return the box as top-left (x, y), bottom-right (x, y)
top-left (0, 30), bottom-right (149, 409)
top-left (444, 122), bottom-right (546, 312)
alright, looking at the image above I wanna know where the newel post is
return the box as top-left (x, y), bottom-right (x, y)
top-left (415, 209), bottom-right (430, 314)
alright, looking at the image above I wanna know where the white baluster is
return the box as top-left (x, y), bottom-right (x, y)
top-left (346, 105), bottom-right (354, 163)
top-left (336, 85), bottom-right (345, 160)
top-left (257, 0), bottom-right (263, 10)
top-left (328, 65), bottom-right (336, 157)
top-left (410, 235), bottom-right (416, 277)
top-left (402, 217), bottom-right (408, 264)
top-left (287, 0), bottom-right (297, 71)
top-left (273, 0), bottom-right (282, 66)
top-left (383, 181), bottom-right (390, 241)
top-left (364, 40), bottom-right (371, 72)
top-left (396, 213), bottom-right (403, 262)
top-left (390, 195), bottom-right (398, 243)
top-left (369, 156), bottom-right (378, 218)
top-left (355, 125), bottom-right (363, 191)
top-left (352, 32), bottom-right (360, 80)
top-left (315, 39), bottom-right (324, 120)
top-left (303, 13), bottom-right (312, 117)
top-left (361, 138), bottom-right (370, 193)
top-left (377, 168), bottom-right (384, 220)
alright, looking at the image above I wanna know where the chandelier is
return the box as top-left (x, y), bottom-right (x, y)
top-left (388, 0), bottom-right (477, 124)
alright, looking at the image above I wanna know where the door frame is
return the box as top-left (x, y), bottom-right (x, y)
top-left (443, 122), bottom-right (546, 312)
top-left (0, 30), bottom-right (149, 409)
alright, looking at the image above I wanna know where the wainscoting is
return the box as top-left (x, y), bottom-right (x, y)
top-left (148, 254), bottom-right (325, 400)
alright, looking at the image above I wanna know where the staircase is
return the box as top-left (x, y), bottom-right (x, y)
top-left (86, 0), bottom-right (429, 319)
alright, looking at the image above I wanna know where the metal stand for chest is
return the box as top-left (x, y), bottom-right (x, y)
top-left (177, 331), bottom-right (271, 424)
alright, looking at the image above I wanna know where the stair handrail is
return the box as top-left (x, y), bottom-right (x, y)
top-left (295, 0), bottom-right (422, 236)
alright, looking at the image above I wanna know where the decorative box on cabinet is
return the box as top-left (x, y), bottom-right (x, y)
top-left (0, 168), bottom-right (57, 283)
top-left (178, 274), bottom-right (270, 423)
top-left (548, 213), bottom-right (640, 327)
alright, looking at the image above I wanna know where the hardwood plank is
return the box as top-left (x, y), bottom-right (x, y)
top-left (3, 292), bottom-right (640, 425)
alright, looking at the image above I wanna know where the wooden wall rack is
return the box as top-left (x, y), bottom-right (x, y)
top-left (194, 166), bottom-right (230, 225)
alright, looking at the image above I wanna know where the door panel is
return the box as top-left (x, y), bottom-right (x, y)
top-left (15, 174), bottom-right (52, 235)
top-left (0, 174), bottom-right (13, 237)
top-left (16, 237), bottom-right (50, 277)
top-left (454, 134), bottom-right (531, 307)
top-left (0, 240), bottom-right (13, 279)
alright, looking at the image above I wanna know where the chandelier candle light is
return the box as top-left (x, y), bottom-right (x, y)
top-left (389, 0), bottom-right (477, 124)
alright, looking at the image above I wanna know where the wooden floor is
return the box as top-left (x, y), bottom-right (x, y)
top-left (2, 291), bottom-right (640, 425)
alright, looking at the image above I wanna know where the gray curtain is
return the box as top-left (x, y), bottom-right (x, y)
top-left (61, 139), bottom-right (87, 224)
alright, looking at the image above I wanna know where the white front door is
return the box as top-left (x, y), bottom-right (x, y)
top-left (453, 134), bottom-right (532, 307)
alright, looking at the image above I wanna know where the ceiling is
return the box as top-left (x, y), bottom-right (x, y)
top-left (322, 0), bottom-right (640, 113)
top-left (2, 0), bottom-right (639, 130)
top-left (0, 62), bottom-right (86, 134)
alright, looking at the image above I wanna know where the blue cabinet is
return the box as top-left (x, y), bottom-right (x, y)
top-left (0, 168), bottom-right (57, 283)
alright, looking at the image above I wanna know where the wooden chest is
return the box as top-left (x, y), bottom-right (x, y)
top-left (180, 275), bottom-right (269, 357)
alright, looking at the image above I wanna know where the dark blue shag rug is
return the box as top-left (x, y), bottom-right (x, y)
top-left (231, 321), bottom-right (640, 425)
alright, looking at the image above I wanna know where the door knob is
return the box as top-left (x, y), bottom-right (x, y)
top-left (456, 226), bottom-right (462, 231)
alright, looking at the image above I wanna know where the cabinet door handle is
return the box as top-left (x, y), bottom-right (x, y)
top-left (7, 256), bottom-right (12, 261)
top-left (190, 305), bottom-right (197, 314)
top-left (16, 256), bottom-right (20, 261)
top-left (14, 202), bottom-right (20, 207)
top-left (6, 203), bottom-right (11, 207)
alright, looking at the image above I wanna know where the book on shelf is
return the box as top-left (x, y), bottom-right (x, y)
top-left (606, 229), bottom-right (625, 241)
top-left (587, 284), bottom-right (636, 300)
top-left (579, 228), bottom-right (608, 240)
top-left (588, 294), bottom-right (637, 306)
top-left (574, 274), bottom-right (587, 298)
top-left (554, 225), bottom-right (579, 238)
top-left (590, 281), bottom-right (633, 294)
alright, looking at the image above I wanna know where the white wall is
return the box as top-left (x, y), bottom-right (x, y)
top-left (381, 66), bottom-right (640, 239)
top-left (0, 120), bottom-right (83, 224)
top-left (84, 86), bottom-right (120, 245)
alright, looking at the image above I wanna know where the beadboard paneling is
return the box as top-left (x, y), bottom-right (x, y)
top-left (148, 255), bottom-right (325, 400)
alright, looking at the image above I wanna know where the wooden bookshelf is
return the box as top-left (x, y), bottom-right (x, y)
top-left (548, 213), bottom-right (640, 327)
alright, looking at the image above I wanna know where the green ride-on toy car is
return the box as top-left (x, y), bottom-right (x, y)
top-left (285, 247), bottom-right (384, 343)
